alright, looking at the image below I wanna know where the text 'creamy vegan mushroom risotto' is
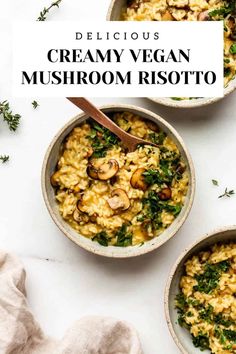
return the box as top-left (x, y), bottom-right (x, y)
top-left (123, 0), bottom-right (236, 86)
top-left (176, 243), bottom-right (236, 354)
top-left (51, 112), bottom-right (188, 247)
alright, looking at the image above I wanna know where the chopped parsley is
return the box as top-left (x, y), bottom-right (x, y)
top-left (223, 329), bottom-right (236, 342)
top-left (92, 225), bottom-right (133, 247)
top-left (143, 169), bottom-right (167, 185)
top-left (230, 43), bottom-right (236, 54)
top-left (224, 67), bottom-right (232, 77)
top-left (193, 260), bottom-right (230, 294)
top-left (142, 191), bottom-right (181, 230)
top-left (192, 333), bottom-right (210, 351)
top-left (149, 131), bottom-right (167, 145)
top-left (88, 120), bottom-right (119, 158)
top-left (115, 224), bottom-right (133, 247)
top-left (92, 231), bottom-right (110, 247)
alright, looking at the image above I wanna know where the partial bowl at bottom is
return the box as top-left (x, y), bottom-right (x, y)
top-left (165, 226), bottom-right (236, 353)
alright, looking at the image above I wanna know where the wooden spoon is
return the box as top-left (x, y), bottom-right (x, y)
top-left (67, 97), bottom-right (158, 152)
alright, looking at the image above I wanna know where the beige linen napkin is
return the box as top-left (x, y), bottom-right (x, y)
top-left (0, 251), bottom-right (143, 354)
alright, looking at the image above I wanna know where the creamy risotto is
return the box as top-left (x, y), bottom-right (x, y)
top-left (51, 112), bottom-right (188, 247)
top-left (123, 0), bottom-right (236, 86)
top-left (176, 243), bottom-right (236, 353)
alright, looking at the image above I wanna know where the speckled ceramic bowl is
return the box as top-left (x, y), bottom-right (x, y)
top-left (41, 104), bottom-right (195, 258)
top-left (165, 226), bottom-right (236, 353)
top-left (107, 0), bottom-right (236, 108)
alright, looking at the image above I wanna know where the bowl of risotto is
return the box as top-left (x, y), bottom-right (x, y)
top-left (42, 104), bottom-right (195, 257)
top-left (107, 0), bottom-right (236, 108)
top-left (165, 226), bottom-right (236, 353)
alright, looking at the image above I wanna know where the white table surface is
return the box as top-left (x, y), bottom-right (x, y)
top-left (1, 1), bottom-right (236, 353)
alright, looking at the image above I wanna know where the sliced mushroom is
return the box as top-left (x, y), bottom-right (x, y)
top-left (77, 198), bottom-right (87, 213)
top-left (228, 17), bottom-right (236, 40)
top-left (110, 175), bottom-right (118, 186)
top-left (73, 208), bottom-right (89, 223)
top-left (130, 168), bottom-right (148, 191)
top-left (176, 161), bottom-right (186, 174)
top-left (198, 11), bottom-right (210, 21)
top-left (90, 213), bottom-right (98, 223)
top-left (97, 159), bottom-right (119, 180)
top-left (107, 189), bottom-right (130, 211)
top-left (158, 187), bottom-right (172, 201)
top-left (146, 120), bottom-right (160, 132)
top-left (87, 163), bottom-right (98, 179)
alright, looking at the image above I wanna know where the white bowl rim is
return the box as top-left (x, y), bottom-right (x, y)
top-left (164, 225), bottom-right (236, 353)
top-left (106, 0), bottom-right (236, 108)
top-left (41, 103), bottom-right (195, 258)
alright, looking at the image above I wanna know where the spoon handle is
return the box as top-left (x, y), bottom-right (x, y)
top-left (67, 97), bottom-right (133, 143)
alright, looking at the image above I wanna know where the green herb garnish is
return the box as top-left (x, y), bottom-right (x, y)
top-left (142, 191), bottom-right (181, 230)
top-left (115, 224), bottom-right (132, 247)
top-left (218, 188), bottom-right (235, 198)
top-left (37, 0), bottom-right (62, 21)
top-left (0, 155), bottom-right (9, 163)
top-left (92, 231), bottom-right (110, 247)
top-left (223, 329), bottom-right (236, 342)
top-left (192, 333), bottom-right (210, 351)
top-left (143, 169), bottom-right (165, 185)
top-left (230, 44), bottom-right (236, 54)
top-left (212, 179), bottom-right (219, 186)
top-left (224, 67), bottom-right (232, 77)
top-left (32, 100), bottom-right (39, 109)
top-left (88, 121), bottom-right (119, 158)
top-left (0, 101), bottom-right (21, 131)
top-left (149, 131), bottom-right (167, 145)
top-left (193, 260), bottom-right (230, 294)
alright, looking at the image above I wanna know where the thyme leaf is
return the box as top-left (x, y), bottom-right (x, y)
top-left (32, 100), bottom-right (39, 109)
top-left (0, 155), bottom-right (9, 163)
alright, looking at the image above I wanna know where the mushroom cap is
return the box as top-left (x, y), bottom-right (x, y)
top-left (130, 168), bottom-right (148, 191)
top-left (158, 187), bottom-right (172, 201)
top-left (73, 208), bottom-right (89, 223)
top-left (107, 188), bottom-right (130, 211)
top-left (198, 11), bottom-right (210, 21)
top-left (97, 159), bottom-right (119, 180)
top-left (77, 198), bottom-right (87, 213)
top-left (146, 120), bottom-right (160, 132)
top-left (86, 164), bottom-right (98, 179)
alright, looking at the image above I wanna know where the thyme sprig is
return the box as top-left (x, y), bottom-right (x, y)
top-left (37, 0), bottom-right (62, 21)
top-left (0, 155), bottom-right (9, 163)
top-left (218, 188), bottom-right (235, 198)
top-left (0, 101), bottom-right (21, 131)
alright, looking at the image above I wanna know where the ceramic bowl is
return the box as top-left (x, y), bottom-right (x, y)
top-left (165, 226), bottom-right (236, 353)
top-left (107, 0), bottom-right (236, 108)
top-left (41, 104), bottom-right (195, 258)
